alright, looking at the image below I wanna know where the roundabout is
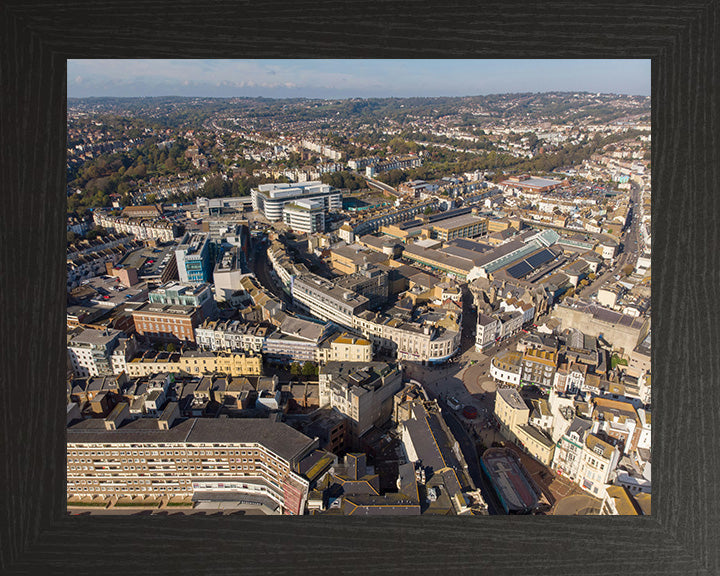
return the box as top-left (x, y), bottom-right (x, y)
top-left (462, 362), bottom-right (498, 395)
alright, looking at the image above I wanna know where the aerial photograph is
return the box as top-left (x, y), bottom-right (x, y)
top-left (66, 59), bottom-right (651, 516)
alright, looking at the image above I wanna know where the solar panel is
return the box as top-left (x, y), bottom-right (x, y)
top-left (506, 260), bottom-right (533, 279)
top-left (524, 248), bottom-right (557, 269)
top-left (505, 248), bottom-right (560, 278)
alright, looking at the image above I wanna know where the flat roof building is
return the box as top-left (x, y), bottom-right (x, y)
top-left (175, 233), bottom-right (213, 285)
top-left (319, 361), bottom-right (403, 437)
top-left (263, 316), bottom-right (333, 363)
top-left (67, 416), bottom-right (318, 515)
top-left (481, 447), bottom-right (540, 514)
top-left (149, 281), bottom-right (214, 315)
top-left (67, 327), bottom-right (123, 378)
top-left (251, 181), bottom-right (341, 222)
top-left (430, 213), bottom-right (488, 242)
top-left (292, 274), bottom-right (369, 329)
top-left (499, 174), bottom-right (568, 194)
top-left (112, 243), bottom-right (179, 285)
top-left (213, 248), bottom-right (248, 305)
top-left (132, 302), bottom-right (203, 344)
top-left (282, 198), bottom-right (326, 234)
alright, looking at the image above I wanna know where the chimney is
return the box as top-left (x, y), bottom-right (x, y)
top-left (104, 402), bottom-right (130, 430)
top-left (158, 401), bottom-right (180, 430)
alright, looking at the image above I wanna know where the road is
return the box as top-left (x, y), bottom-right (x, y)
top-left (349, 170), bottom-right (400, 197)
top-left (405, 330), bottom-right (524, 516)
top-left (577, 182), bottom-right (645, 299)
top-left (249, 241), bottom-right (293, 308)
top-left (439, 404), bottom-right (502, 515)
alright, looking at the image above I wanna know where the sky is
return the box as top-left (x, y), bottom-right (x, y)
top-left (68, 59), bottom-right (650, 99)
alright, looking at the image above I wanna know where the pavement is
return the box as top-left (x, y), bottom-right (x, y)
top-left (403, 328), bottom-right (532, 515)
top-left (552, 494), bottom-right (603, 515)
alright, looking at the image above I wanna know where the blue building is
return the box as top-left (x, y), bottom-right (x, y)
top-left (175, 233), bottom-right (213, 285)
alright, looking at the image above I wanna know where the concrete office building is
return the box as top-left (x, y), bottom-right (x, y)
top-left (431, 213), bottom-right (488, 242)
top-left (212, 248), bottom-right (248, 305)
top-left (292, 274), bottom-right (369, 329)
top-left (552, 298), bottom-right (649, 354)
top-left (263, 316), bottom-right (333, 363)
top-left (251, 181), bottom-right (341, 222)
top-left (335, 265), bottom-right (390, 308)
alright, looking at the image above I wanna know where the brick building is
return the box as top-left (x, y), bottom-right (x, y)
top-left (132, 303), bottom-right (203, 344)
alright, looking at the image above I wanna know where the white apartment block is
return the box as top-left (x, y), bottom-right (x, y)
top-left (68, 328), bottom-right (123, 377)
top-left (282, 198), bottom-right (326, 234)
top-left (578, 434), bottom-right (621, 499)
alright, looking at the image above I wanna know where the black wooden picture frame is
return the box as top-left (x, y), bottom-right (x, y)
top-left (1, 1), bottom-right (718, 574)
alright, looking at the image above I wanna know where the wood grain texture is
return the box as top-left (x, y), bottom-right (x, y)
top-left (0, 0), bottom-right (718, 574)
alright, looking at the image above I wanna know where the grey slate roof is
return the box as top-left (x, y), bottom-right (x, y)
top-left (67, 417), bottom-right (316, 463)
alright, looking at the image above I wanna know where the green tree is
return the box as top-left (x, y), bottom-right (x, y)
top-left (85, 226), bottom-right (105, 241)
top-left (301, 362), bottom-right (316, 377)
top-left (290, 363), bottom-right (302, 376)
top-left (201, 175), bottom-right (230, 198)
